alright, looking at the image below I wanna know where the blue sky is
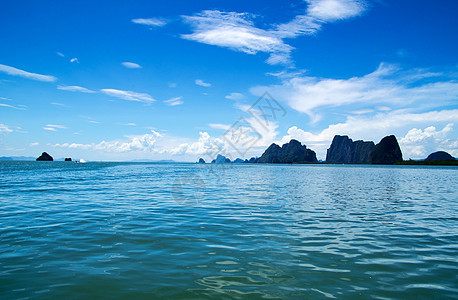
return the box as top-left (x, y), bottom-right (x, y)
top-left (0, 0), bottom-right (457, 161)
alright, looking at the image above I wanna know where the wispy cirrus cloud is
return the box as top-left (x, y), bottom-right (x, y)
top-left (225, 92), bottom-right (245, 100)
top-left (57, 85), bottom-right (95, 93)
top-left (182, 10), bottom-right (293, 65)
top-left (43, 124), bottom-right (68, 132)
top-left (195, 79), bottom-right (211, 87)
top-left (101, 89), bottom-right (156, 103)
top-left (182, 1), bottom-right (367, 65)
top-left (274, 0), bottom-right (366, 38)
top-left (132, 18), bottom-right (167, 27)
top-left (0, 103), bottom-right (26, 110)
top-left (164, 96), bottom-right (184, 106)
top-left (0, 64), bottom-right (57, 82)
top-left (208, 123), bottom-right (230, 130)
top-left (51, 102), bottom-right (71, 108)
top-left (121, 62), bottom-right (142, 69)
top-left (251, 63), bottom-right (458, 121)
top-left (118, 122), bottom-right (137, 126)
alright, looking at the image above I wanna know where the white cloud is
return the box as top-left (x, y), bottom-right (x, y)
top-left (170, 131), bottom-right (226, 156)
top-left (0, 103), bottom-right (26, 110)
top-left (51, 102), bottom-right (71, 108)
top-left (101, 89), bottom-right (156, 103)
top-left (30, 142), bottom-right (39, 147)
top-left (168, 82), bottom-right (177, 88)
top-left (225, 92), bottom-right (245, 100)
top-left (45, 124), bottom-right (67, 129)
top-left (209, 123), bottom-right (230, 130)
top-left (57, 52), bottom-right (65, 57)
top-left (57, 85), bottom-right (95, 93)
top-left (251, 63), bottom-right (458, 119)
top-left (43, 124), bottom-right (67, 132)
top-left (215, 103), bottom-right (281, 157)
top-left (51, 126), bottom-right (271, 160)
top-left (195, 79), bottom-right (211, 87)
top-left (274, 15), bottom-right (321, 39)
top-left (279, 109), bottom-right (458, 160)
top-left (400, 124), bottom-right (453, 144)
top-left (132, 18), bottom-right (167, 27)
top-left (54, 130), bottom-right (162, 153)
top-left (306, 0), bottom-right (366, 22)
top-left (0, 64), bottom-right (57, 82)
top-left (243, 114), bottom-right (279, 148)
top-left (182, 10), bottom-right (293, 65)
top-left (121, 62), bottom-right (142, 69)
top-left (233, 103), bottom-right (251, 112)
top-left (350, 108), bottom-right (374, 114)
top-left (276, 0), bottom-right (366, 38)
top-left (182, 2), bottom-right (366, 65)
top-left (399, 124), bottom-right (457, 158)
top-left (70, 58), bottom-right (79, 63)
top-left (164, 96), bottom-right (184, 106)
top-left (0, 124), bottom-right (13, 134)
top-left (118, 123), bottom-right (136, 126)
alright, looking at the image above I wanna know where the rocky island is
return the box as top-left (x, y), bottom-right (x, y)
top-left (370, 135), bottom-right (403, 164)
top-left (36, 152), bottom-right (53, 161)
top-left (257, 139), bottom-right (317, 164)
top-left (326, 135), bottom-right (375, 164)
top-left (198, 134), bottom-right (455, 166)
top-left (425, 151), bottom-right (455, 161)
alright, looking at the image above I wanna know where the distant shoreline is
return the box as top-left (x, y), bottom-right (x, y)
top-left (1, 160), bottom-right (457, 166)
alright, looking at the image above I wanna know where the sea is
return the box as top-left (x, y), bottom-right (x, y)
top-left (0, 161), bottom-right (457, 299)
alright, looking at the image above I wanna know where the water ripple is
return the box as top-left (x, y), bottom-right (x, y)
top-left (0, 162), bottom-right (456, 299)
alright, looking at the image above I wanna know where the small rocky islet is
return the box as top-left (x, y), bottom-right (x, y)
top-left (425, 151), bottom-right (455, 161)
top-left (36, 152), bottom-right (53, 161)
top-left (35, 152), bottom-right (74, 162)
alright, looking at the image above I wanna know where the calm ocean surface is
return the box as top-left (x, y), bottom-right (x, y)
top-left (0, 161), bottom-right (457, 299)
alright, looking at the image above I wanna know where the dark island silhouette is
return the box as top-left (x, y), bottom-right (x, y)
top-left (29, 134), bottom-right (455, 166)
top-left (426, 151), bottom-right (455, 161)
top-left (370, 135), bottom-right (403, 165)
top-left (256, 139), bottom-right (317, 164)
top-left (326, 135), bottom-right (375, 164)
top-left (36, 152), bottom-right (53, 161)
top-left (198, 134), bottom-right (456, 166)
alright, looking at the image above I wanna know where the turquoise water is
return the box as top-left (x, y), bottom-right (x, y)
top-left (0, 161), bottom-right (457, 299)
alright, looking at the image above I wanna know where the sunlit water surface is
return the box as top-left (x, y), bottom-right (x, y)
top-left (0, 162), bottom-right (457, 299)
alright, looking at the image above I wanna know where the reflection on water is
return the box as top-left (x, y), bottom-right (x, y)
top-left (0, 162), bottom-right (457, 299)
